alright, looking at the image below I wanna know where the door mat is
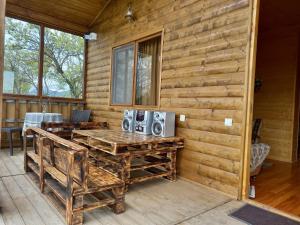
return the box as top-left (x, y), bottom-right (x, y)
top-left (230, 204), bottom-right (300, 225)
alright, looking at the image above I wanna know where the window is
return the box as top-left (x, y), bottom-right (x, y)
top-left (43, 28), bottom-right (84, 98)
top-left (4, 17), bottom-right (40, 95)
top-left (3, 17), bottom-right (85, 99)
top-left (111, 34), bottom-right (161, 106)
top-left (111, 44), bottom-right (134, 105)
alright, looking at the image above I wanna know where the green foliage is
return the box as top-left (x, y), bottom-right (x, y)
top-left (4, 17), bottom-right (84, 98)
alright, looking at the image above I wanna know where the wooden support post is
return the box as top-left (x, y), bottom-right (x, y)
top-left (111, 186), bottom-right (125, 214)
top-left (24, 130), bottom-right (30, 172)
top-left (39, 137), bottom-right (45, 192)
top-left (167, 151), bottom-right (177, 181)
top-left (66, 153), bottom-right (83, 225)
top-left (121, 153), bottom-right (131, 191)
top-left (0, 0), bottom-right (6, 147)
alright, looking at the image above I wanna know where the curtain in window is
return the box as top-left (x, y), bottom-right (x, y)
top-left (135, 36), bottom-right (161, 105)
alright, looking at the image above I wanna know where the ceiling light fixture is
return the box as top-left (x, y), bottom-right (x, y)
top-left (125, 2), bottom-right (135, 23)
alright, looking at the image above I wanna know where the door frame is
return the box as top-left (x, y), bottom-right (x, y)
top-left (239, 0), bottom-right (260, 200)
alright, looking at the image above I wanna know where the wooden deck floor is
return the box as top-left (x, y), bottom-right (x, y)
top-left (0, 148), bottom-right (247, 225)
top-left (255, 159), bottom-right (300, 217)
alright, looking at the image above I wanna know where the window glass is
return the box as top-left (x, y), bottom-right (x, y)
top-left (111, 44), bottom-right (134, 105)
top-left (3, 17), bottom-right (40, 95)
top-left (135, 36), bottom-right (161, 105)
top-left (43, 28), bottom-right (84, 98)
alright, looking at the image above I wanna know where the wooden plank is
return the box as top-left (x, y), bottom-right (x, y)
top-left (88, 0), bottom-right (112, 28)
top-left (0, 178), bottom-right (25, 225)
top-left (5, 3), bottom-right (88, 34)
top-left (15, 175), bottom-right (65, 225)
top-left (0, 149), bottom-right (24, 176)
top-left (6, 0), bottom-right (110, 30)
top-left (2, 176), bottom-right (45, 224)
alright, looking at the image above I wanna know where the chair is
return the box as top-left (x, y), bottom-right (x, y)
top-left (24, 127), bottom-right (125, 225)
top-left (1, 127), bottom-right (23, 155)
top-left (252, 118), bottom-right (262, 144)
top-left (78, 121), bottom-right (108, 130)
top-left (71, 110), bottom-right (91, 123)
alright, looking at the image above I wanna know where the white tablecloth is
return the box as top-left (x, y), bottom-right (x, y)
top-left (22, 112), bottom-right (63, 135)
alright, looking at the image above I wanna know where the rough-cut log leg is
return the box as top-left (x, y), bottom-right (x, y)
top-left (121, 154), bottom-right (131, 191)
top-left (71, 196), bottom-right (84, 225)
top-left (111, 186), bottom-right (125, 214)
top-left (8, 130), bottom-right (13, 156)
top-left (66, 154), bottom-right (75, 225)
top-left (24, 134), bottom-right (30, 172)
top-left (39, 137), bottom-right (45, 192)
top-left (66, 190), bottom-right (84, 225)
top-left (33, 134), bottom-right (37, 153)
top-left (66, 196), bottom-right (74, 225)
top-left (19, 130), bottom-right (23, 151)
top-left (167, 151), bottom-right (177, 181)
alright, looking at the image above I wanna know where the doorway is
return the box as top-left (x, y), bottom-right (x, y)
top-left (243, 0), bottom-right (300, 218)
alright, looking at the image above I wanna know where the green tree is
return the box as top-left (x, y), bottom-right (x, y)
top-left (43, 28), bottom-right (84, 98)
top-left (4, 17), bottom-right (84, 98)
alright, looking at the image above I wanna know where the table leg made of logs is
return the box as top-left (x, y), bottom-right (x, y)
top-left (71, 130), bottom-right (184, 188)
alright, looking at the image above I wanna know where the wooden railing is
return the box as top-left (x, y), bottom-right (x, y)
top-left (1, 96), bottom-right (85, 148)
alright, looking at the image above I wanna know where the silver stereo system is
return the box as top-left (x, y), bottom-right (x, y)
top-left (152, 111), bottom-right (176, 137)
top-left (135, 110), bottom-right (154, 135)
top-left (122, 110), bottom-right (136, 132)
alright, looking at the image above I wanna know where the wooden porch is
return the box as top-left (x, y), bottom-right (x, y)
top-left (2, 0), bottom-right (300, 224)
top-left (0, 148), bottom-right (245, 225)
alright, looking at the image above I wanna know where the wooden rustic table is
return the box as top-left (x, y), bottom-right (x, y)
top-left (71, 129), bottom-right (184, 187)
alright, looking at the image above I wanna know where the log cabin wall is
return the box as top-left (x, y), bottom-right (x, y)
top-left (86, 0), bottom-right (252, 197)
top-left (253, 29), bottom-right (300, 162)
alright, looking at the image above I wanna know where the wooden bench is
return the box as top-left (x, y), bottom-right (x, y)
top-left (24, 127), bottom-right (125, 225)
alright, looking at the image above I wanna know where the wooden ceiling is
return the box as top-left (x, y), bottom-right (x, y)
top-left (5, 0), bottom-right (112, 34)
top-left (259, 0), bottom-right (300, 32)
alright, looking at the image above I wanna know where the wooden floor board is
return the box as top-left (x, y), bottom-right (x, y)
top-left (0, 149), bottom-right (24, 177)
top-left (1, 176), bottom-right (46, 225)
top-left (0, 158), bottom-right (11, 177)
top-left (255, 159), bottom-right (300, 217)
top-left (14, 175), bottom-right (65, 225)
top-left (0, 179), bottom-right (25, 225)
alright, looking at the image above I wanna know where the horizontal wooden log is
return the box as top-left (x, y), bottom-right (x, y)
top-left (184, 139), bottom-right (240, 161)
top-left (179, 148), bottom-right (240, 174)
top-left (177, 127), bottom-right (241, 149)
top-left (160, 97), bottom-right (243, 110)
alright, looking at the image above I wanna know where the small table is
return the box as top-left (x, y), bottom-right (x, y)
top-left (22, 112), bottom-right (63, 135)
top-left (72, 129), bottom-right (184, 187)
top-left (1, 127), bottom-right (23, 156)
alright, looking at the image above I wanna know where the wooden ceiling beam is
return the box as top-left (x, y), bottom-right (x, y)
top-left (88, 0), bottom-right (112, 29)
top-left (6, 2), bottom-right (89, 35)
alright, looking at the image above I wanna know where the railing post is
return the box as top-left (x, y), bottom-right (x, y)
top-left (0, 0), bottom-right (7, 148)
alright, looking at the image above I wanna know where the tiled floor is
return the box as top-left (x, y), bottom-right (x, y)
top-left (0, 149), bottom-right (247, 225)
